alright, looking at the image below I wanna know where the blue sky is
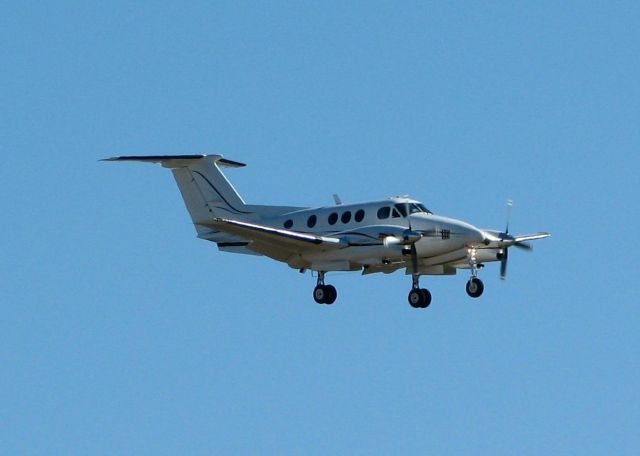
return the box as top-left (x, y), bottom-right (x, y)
top-left (1, 1), bottom-right (638, 454)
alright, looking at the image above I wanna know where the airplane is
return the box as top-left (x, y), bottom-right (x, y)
top-left (103, 154), bottom-right (550, 308)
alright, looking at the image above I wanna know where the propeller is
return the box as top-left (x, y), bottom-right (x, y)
top-left (499, 201), bottom-right (512, 280)
top-left (505, 199), bottom-right (513, 235)
top-left (496, 200), bottom-right (533, 280)
top-left (499, 246), bottom-right (508, 279)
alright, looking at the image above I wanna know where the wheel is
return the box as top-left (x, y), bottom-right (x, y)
top-left (408, 289), bottom-right (422, 308)
top-left (313, 285), bottom-right (327, 304)
top-left (466, 278), bottom-right (484, 298)
top-left (419, 288), bottom-right (432, 308)
top-left (324, 285), bottom-right (337, 305)
top-left (408, 288), bottom-right (431, 308)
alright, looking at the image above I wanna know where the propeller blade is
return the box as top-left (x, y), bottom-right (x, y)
top-left (411, 243), bottom-right (419, 274)
top-left (513, 241), bottom-right (533, 251)
top-left (505, 199), bottom-right (513, 234)
top-left (500, 248), bottom-right (508, 280)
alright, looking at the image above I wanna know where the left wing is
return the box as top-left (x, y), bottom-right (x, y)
top-left (512, 232), bottom-right (551, 243)
top-left (201, 218), bottom-right (345, 253)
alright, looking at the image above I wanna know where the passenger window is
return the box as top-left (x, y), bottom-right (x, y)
top-left (377, 207), bottom-right (390, 219)
top-left (328, 212), bottom-right (338, 225)
top-left (394, 203), bottom-right (407, 217)
top-left (284, 219), bottom-right (293, 229)
top-left (355, 209), bottom-right (365, 222)
top-left (307, 215), bottom-right (317, 228)
top-left (341, 211), bottom-right (352, 223)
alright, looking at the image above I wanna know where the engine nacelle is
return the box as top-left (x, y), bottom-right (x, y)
top-left (473, 248), bottom-right (505, 263)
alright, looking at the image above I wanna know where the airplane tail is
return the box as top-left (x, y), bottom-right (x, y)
top-left (103, 155), bottom-right (252, 234)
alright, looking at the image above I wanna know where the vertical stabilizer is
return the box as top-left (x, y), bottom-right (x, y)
top-left (102, 155), bottom-right (252, 229)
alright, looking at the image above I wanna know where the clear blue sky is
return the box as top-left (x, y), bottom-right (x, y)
top-left (2, 1), bottom-right (638, 454)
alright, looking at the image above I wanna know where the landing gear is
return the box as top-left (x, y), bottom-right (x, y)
top-left (466, 248), bottom-right (484, 298)
top-left (313, 272), bottom-right (337, 304)
top-left (408, 274), bottom-right (431, 308)
top-left (466, 277), bottom-right (484, 298)
top-left (408, 288), bottom-right (431, 308)
top-left (313, 284), bottom-right (337, 304)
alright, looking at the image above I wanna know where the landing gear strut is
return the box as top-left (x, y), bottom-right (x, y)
top-left (313, 272), bottom-right (337, 305)
top-left (466, 248), bottom-right (484, 298)
top-left (407, 274), bottom-right (431, 309)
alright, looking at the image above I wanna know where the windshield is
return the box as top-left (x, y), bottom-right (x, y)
top-left (412, 203), bottom-right (432, 214)
top-left (395, 202), bottom-right (432, 216)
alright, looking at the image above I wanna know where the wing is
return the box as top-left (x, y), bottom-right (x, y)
top-left (200, 218), bottom-right (345, 254)
top-left (512, 232), bottom-right (551, 242)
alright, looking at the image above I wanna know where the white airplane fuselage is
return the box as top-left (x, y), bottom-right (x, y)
top-left (239, 198), bottom-right (488, 274)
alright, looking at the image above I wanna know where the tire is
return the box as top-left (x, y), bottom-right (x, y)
top-left (466, 278), bottom-right (484, 298)
top-left (408, 289), bottom-right (424, 308)
top-left (420, 288), bottom-right (432, 308)
top-left (324, 285), bottom-right (337, 305)
top-left (313, 285), bottom-right (326, 304)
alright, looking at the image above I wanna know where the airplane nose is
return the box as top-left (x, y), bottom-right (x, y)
top-left (451, 220), bottom-right (485, 247)
top-left (416, 214), bottom-right (485, 247)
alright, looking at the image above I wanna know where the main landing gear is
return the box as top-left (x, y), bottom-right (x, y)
top-left (408, 274), bottom-right (431, 309)
top-left (313, 272), bottom-right (337, 305)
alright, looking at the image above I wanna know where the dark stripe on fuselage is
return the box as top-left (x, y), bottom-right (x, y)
top-left (191, 170), bottom-right (253, 215)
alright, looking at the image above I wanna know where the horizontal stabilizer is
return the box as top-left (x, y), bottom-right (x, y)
top-left (101, 155), bottom-right (246, 168)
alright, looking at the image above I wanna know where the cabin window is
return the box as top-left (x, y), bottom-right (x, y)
top-left (284, 219), bottom-right (293, 229)
top-left (341, 211), bottom-right (352, 223)
top-left (328, 212), bottom-right (338, 225)
top-left (307, 215), bottom-right (317, 228)
top-left (377, 207), bottom-right (390, 219)
top-left (355, 209), bottom-right (365, 222)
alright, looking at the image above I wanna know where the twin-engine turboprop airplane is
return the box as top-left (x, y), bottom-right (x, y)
top-left (103, 154), bottom-right (550, 308)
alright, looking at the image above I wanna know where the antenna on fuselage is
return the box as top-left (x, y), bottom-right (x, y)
top-left (333, 194), bottom-right (342, 205)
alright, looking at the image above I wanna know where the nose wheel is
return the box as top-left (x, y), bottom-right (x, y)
top-left (466, 277), bottom-right (484, 298)
top-left (313, 272), bottom-right (337, 305)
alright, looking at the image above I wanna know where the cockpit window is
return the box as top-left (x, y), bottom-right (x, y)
top-left (409, 203), bottom-right (432, 215)
top-left (392, 208), bottom-right (401, 218)
top-left (394, 204), bottom-right (407, 217)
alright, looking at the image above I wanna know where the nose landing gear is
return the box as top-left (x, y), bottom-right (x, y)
top-left (313, 272), bottom-right (337, 305)
top-left (466, 248), bottom-right (484, 298)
